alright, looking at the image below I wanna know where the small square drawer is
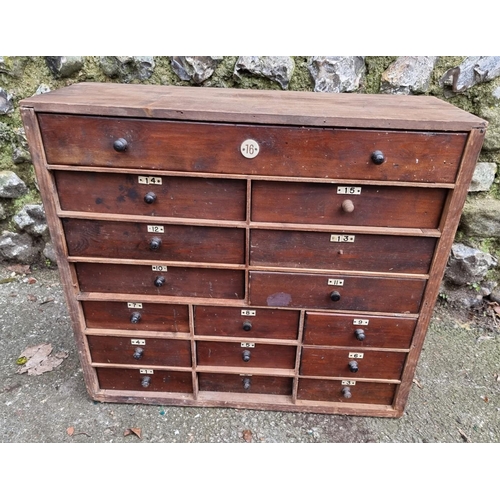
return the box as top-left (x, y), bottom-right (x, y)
top-left (249, 271), bottom-right (426, 314)
top-left (96, 367), bottom-right (193, 393)
top-left (87, 336), bottom-right (192, 366)
top-left (198, 373), bottom-right (293, 395)
top-left (82, 301), bottom-right (189, 332)
top-left (194, 306), bottom-right (300, 340)
top-left (251, 181), bottom-right (447, 229)
top-left (76, 263), bottom-right (245, 300)
top-left (250, 229), bottom-right (436, 274)
top-left (55, 170), bottom-right (246, 221)
top-left (39, 113), bottom-right (466, 183)
top-left (196, 341), bottom-right (296, 369)
top-left (303, 312), bottom-right (417, 349)
top-left (297, 378), bottom-right (397, 405)
top-left (63, 219), bottom-right (245, 264)
top-left (300, 347), bottom-right (406, 380)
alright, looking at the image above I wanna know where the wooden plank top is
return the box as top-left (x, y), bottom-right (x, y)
top-left (20, 82), bottom-right (487, 131)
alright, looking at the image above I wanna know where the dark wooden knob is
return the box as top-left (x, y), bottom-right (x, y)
top-left (341, 199), bottom-right (355, 213)
top-left (355, 329), bottom-right (366, 341)
top-left (113, 138), bottom-right (128, 152)
top-left (144, 192), bottom-right (157, 204)
top-left (342, 387), bottom-right (352, 399)
top-left (242, 350), bottom-right (251, 362)
top-left (149, 237), bottom-right (162, 251)
top-left (141, 376), bottom-right (151, 388)
top-left (242, 321), bottom-right (252, 332)
top-left (154, 276), bottom-right (166, 287)
top-left (348, 360), bottom-right (359, 373)
top-left (133, 347), bottom-right (144, 360)
top-left (330, 291), bottom-right (341, 302)
top-left (243, 377), bottom-right (251, 390)
top-left (371, 150), bottom-right (385, 165)
top-left (130, 312), bottom-right (141, 324)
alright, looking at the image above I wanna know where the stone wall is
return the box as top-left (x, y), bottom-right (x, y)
top-left (1, 56), bottom-right (499, 306)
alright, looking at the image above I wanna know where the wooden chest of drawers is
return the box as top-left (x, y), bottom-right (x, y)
top-left (20, 83), bottom-right (486, 417)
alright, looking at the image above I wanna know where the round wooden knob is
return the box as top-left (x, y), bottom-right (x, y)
top-left (154, 276), bottom-right (166, 287)
top-left (348, 360), bottom-right (359, 373)
top-left (330, 291), bottom-right (341, 302)
top-left (342, 387), bottom-right (352, 399)
top-left (133, 347), bottom-right (144, 360)
top-left (242, 321), bottom-right (252, 332)
top-left (130, 312), bottom-right (142, 324)
top-left (355, 329), bottom-right (366, 341)
top-left (144, 192), bottom-right (157, 204)
top-left (113, 138), bottom-right (128, 152)
top-left (342, 199), bottom-right (355, 213)
top-left (242, 350), bottom-right (251, 362)
top-left (371, 150), bottom-right (385, 165)
top-left (243, 377), bottom-right (251, 390)
top-left (141, 376), bottom-right (151, 388)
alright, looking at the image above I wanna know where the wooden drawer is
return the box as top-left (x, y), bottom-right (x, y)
top-left (87, 336), bottom-right (192, 366)
top-left (199, 373), bottom-right (293, 395)
top-left (249, 271), bottom-right (426, 313)
top-left (194, 306), bottom-right (299, 340)
top-left (297, 378), bottom-right (397, 405)
top-left (250, 229), bottom-right (436, 274)
top-left (55, 170), bottom-right (246, 221)
top-left (196, 341), bottom-right (296, 369)
top-left (82, 301), bottom-right (189, 332)
top-left (39, 113), bottom-right (465, 183)
top-left (300, 347), bottom-right (406, 380)
top-left (303, 312), bottom-right (417, 349)
top-left (251, 181), bottom-right (447, 229)
top-left (75, 263), bottom-right (245, 299)
top-left (96, 367), bottom-right (193, 393)
top-left (63, 219), bottom-right (245, 264)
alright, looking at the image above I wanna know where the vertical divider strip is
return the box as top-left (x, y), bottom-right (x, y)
top-left (189, 304), bottom-right (199, 399)
top-left (245, 177), bottom-right (252, 303)
top-left (292, 309), bottom-right (306, 403)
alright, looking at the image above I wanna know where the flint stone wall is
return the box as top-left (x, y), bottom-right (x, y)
top-left (1, 56), bottom-right (499, 306)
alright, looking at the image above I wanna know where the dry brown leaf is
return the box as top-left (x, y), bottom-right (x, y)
top-left (28, 277), bottom-right (37, 284)
top-left (7, 264), bottom-right (31, 275)
top-left (493, 306), bottom-right (500, 317)
top-left (67, 427), bottom-right (75, 436)
top-left (242, 429), bottom-right (253, 442)
top-left (17, 343), bottom-right (68, 376)
top-left (124, 427), bottom-right (142, 439)
top-left (27, 294), bottom-right (37, 302)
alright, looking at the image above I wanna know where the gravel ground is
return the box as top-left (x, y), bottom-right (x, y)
top-left (1, 263), bottom-right (499, 444)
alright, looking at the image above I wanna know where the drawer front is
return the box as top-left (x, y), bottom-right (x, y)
top-left (297, 378), bottom-right (397, 405)
top-left (87, 336), bottom-right (192, 366)
top-left (249, 271), bottom-right (426, 313)
top-left (303, 312), bottom-right (417, 348)
top-left (96, 367), bottom-right (193, 393)
top-left (252, 181), bottom-right (447, 229)
top-left (82, 301), bottom-right (189, 332)
top-left (300, 347), bottom-right (406, 380)
top-left (55, 171), bottom-right (246, 221)
top-left (198, 373), bottom-right (293, 395)
top-left (194, 306), bottom-right (299, 340)
top-left (63, 219), bottom-right (245, 264)
top-left (196, 341), bottom-right (296, 369)
top-left (75, 263), bottom-right (245, 299)
top-left (39, 114), bottom-right (465, 183)
top-left (250, 229), bottom-right (436, 274)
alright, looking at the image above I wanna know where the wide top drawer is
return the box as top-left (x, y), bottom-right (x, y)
top-left (38, 114), bottom-right (466, 183)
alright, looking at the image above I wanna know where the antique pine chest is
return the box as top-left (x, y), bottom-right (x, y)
top-left (20, 83), bottom-right (486, 417)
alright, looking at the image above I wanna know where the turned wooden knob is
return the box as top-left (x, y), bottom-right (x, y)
top-left (130, 312), bottom-right (142, 324)
top-left (243, 377), bottom-right (251, 390)
top-left (348, 360), bottom-right (359, 373)
top-left (342, 387), bottom-right (352, 399)
top-left (342, 199), bottom-right (355, 213)
top-left (355, 329), bottom-right (366, 341)
top-left (133, 347), bottom-right (144, 360)
top-left (113, 138), bottom-right (128, 152)
top-left (371, 150), bottom-right (385, 165)
top-left (144, 192), bottom-right (157, 204)
top-left (149, 237), bottom-right (162, 251)
top-left (242, 350), bottom-right (251, 362)
top-left (141, 376), bottom-right (151, 388)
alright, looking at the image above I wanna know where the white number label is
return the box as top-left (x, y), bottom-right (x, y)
top-left (152, 265), bottom-right (168, 272)
top-left (127, 302), bottom-right (143, 309)
top-left (330, 234), bottom-right (355, 243)
top-left (337, 186), bottom-right (362, 195)
top-left (353, 318), bottom-right (369, 326)
top-left (131, 339), bottom-right (146, 345)
top-left (349, 352), bottom-right (364, 359)
top-left (138, 176), bottom-right (162, 185)
top-left (241, 310), bottom-right (256, 316)
top-left (328, 279), bottom-right (344, 286)
top-left (241, 342), bottom-right (255, 348)
top-left (341, 380), bottom-right (356, 386)
top-left (147, 225), bottom-right (164, 233)
top-left (240, 139), bottom-right (260, 158)
top-left (140, 369), bottom-right (153, 374)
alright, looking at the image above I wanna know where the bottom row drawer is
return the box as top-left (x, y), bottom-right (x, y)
top-left (199, 373), bottom-right (293, 395)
